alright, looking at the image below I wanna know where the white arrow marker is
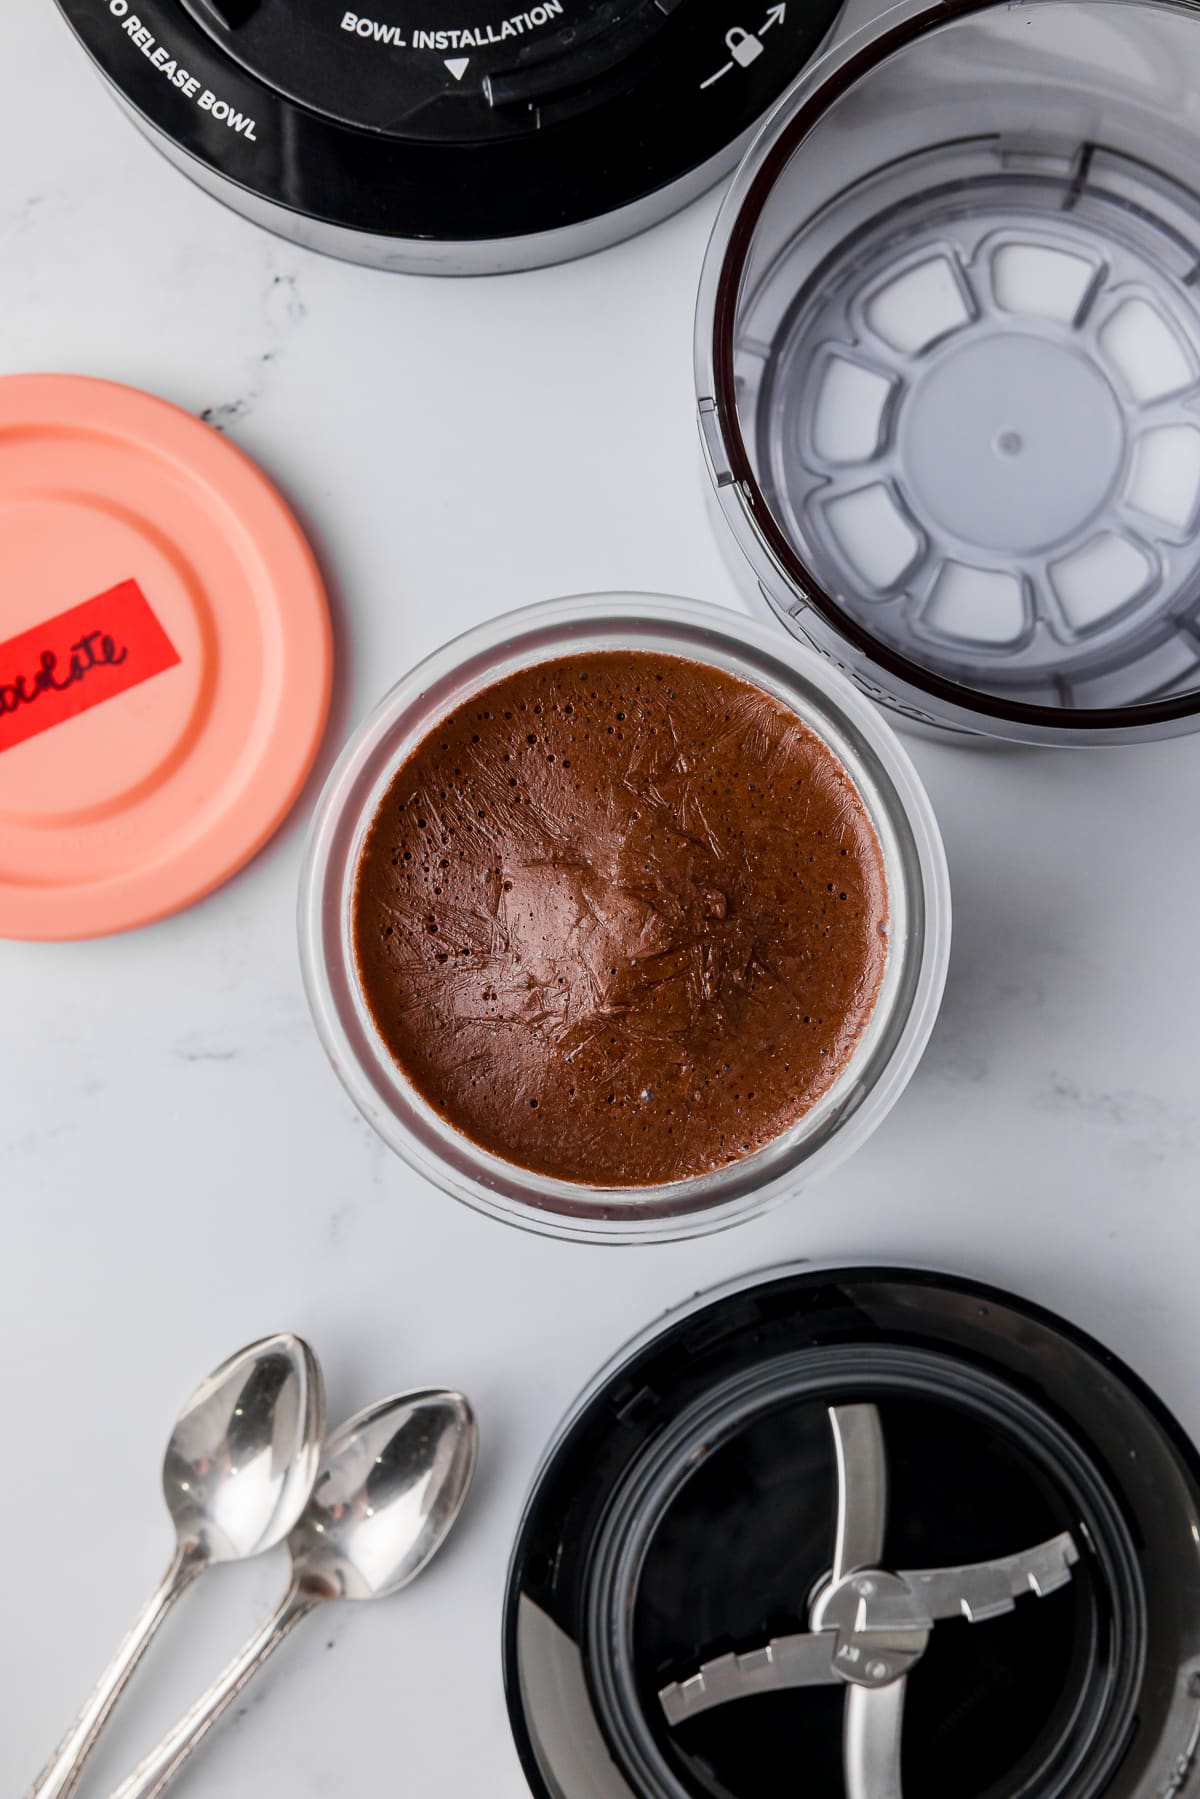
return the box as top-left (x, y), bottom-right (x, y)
top-left (444, 56), bottom-right (470, 79)
top-left (761, 2), bottom-right (786, 27)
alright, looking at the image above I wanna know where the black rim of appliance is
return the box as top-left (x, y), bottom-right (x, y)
top-left (54, 0), bottom-right (846, 248)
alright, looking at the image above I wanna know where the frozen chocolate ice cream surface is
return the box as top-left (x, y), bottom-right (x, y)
top-left (352, 651), bottom-right (888, 1186)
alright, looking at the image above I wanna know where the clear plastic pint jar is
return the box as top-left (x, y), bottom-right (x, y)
top-left (299, 595), bottom-right (949, 1242)
top-left (697, 0), bottom-right (1200, 742)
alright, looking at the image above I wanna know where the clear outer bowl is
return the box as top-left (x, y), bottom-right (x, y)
top-left (697, 0), bottom-right (1200, 744)
top-left (298, 595), bottom-right (950, 1243)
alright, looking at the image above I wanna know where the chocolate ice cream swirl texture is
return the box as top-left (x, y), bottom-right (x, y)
top-left (353, 650), bottom-right (888, 1186)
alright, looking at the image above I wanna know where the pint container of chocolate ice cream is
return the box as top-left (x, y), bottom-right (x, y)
top-left (299, 594), bottom-right (949, 1241)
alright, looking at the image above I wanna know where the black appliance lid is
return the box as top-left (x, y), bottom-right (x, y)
top-left (54, 0), bottom-right (845, 243)
top-left (504, 1267), bottom-right (1200, 1799)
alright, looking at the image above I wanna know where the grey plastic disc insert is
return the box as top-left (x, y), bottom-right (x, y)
top-left (750, 144), bottom-right (1200, 710)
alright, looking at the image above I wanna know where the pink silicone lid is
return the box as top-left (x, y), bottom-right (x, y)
top-left (0, 374), bottom-right (333, 941)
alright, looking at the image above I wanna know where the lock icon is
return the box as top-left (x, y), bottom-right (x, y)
top-left (726, 24), bottom-right (764, 65)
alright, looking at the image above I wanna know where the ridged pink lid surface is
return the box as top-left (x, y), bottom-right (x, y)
top-left (0, 375), bottom-right (332, 940)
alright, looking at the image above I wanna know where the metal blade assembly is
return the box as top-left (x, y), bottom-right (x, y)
top-left (657, 1403), bottom-right (1080, 1799)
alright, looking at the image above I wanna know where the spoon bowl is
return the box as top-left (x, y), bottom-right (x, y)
top-left (292, 1390), bottom-right (478, 1601)
top-left (164, 1332), bottom-right (325, 1564)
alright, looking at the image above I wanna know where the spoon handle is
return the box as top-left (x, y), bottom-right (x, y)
top-left (26, 1546), bottom-right (205, 1799)
top-left (107, 1582), bottom-right (319, 1799)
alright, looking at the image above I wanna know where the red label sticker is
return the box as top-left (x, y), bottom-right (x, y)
top-left (0, 580), bottom-right (181, 756)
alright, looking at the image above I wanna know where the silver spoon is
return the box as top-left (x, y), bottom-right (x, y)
top-left (27, 1333), bottom-right (325, 1799)
top-left (109, 1388), bottom-right (478, 1799)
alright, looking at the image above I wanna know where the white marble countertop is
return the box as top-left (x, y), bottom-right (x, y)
top-left (4, 1), bottom-right (1200, 1793)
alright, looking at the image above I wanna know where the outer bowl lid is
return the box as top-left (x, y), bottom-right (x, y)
top-left (53, 0), bottom-right (849, 268)
top-left (505, 1266), bottom-right (1200, 1797)
top-left (0, 374), bottom-right (332, 940)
